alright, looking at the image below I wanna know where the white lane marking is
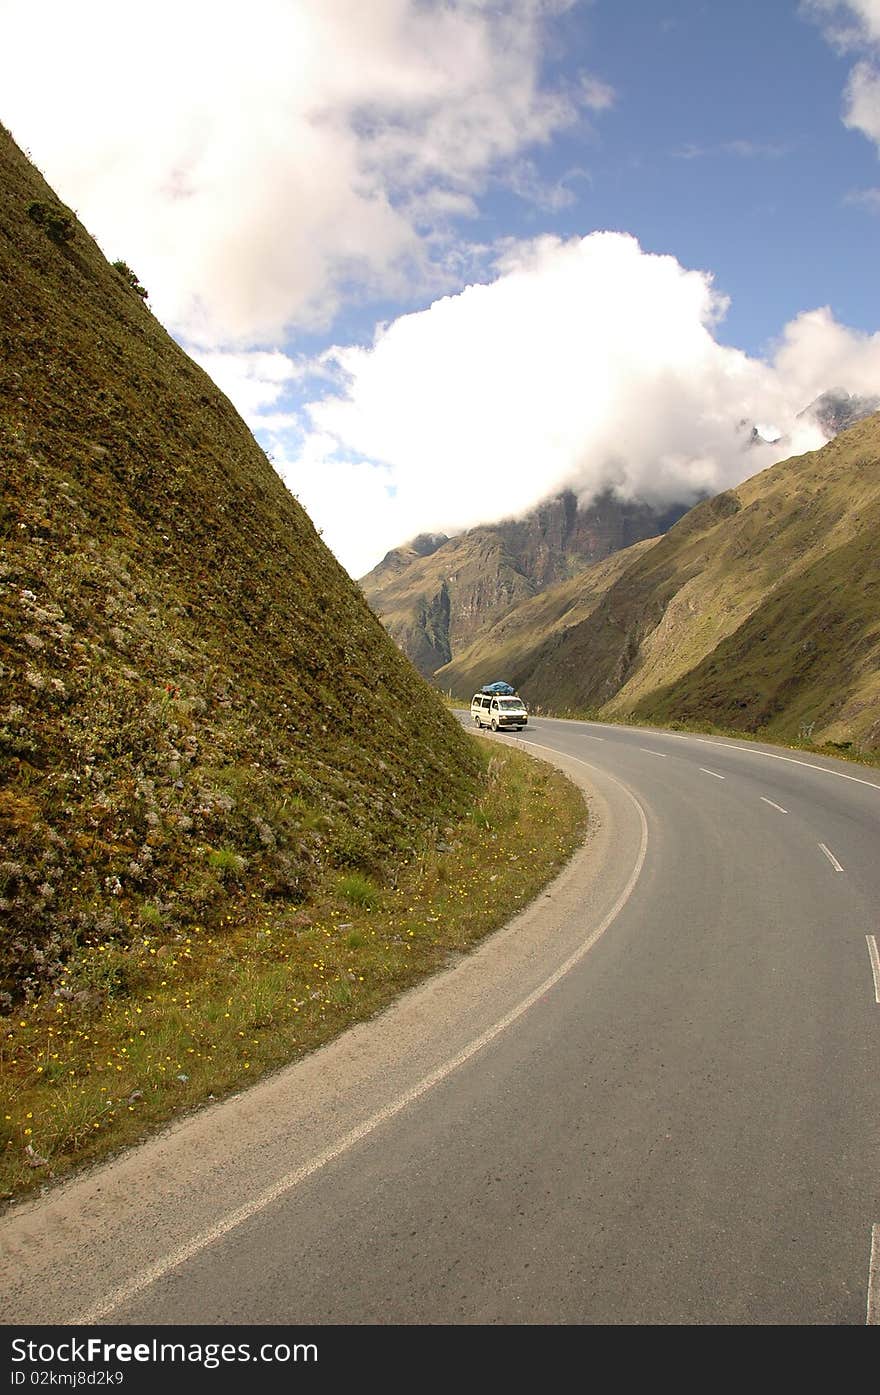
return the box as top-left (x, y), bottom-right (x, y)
top-left (760, 797), bottom-right (788, 814)
top-left (868, 1225), bottom-right (880, 1325)
top-left (699, 767), bottom-right (725, 780)
top-left (75, 747), bottom-right (649, 1323)
top-left (866, 936), bottom-right (880, 1005)
top-left (818, 842), bottom-right (844, 872)
top-left (679, 738), bottom-right (880, 791)
top-left (574, 723), bottom-right (880, 793)
top-left (638, 748), bottom-right (667, 758)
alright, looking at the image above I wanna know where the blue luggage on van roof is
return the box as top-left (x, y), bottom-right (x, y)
top-left (480, 681), bottom-right (516, 695)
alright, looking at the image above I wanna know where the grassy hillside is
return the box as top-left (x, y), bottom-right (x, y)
top-left (0, 123), bottom-right (482, 1005)
top-left (493, 414), bottom-right (880, 751)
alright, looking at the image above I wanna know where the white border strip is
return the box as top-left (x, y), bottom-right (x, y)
top-left (866, 936), bottom-right (880, 1006)
top-left (76, 748), bottom-right (648, 1323)
top-left (868, 1224), bottom-right (880, 1324)
top-left (818, 842), bottom-right (844, 872)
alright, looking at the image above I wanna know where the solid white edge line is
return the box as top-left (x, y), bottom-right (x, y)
top-left (818, 842), bottom-right (844, 872)
top-left (75, 743), bottom-right (649, 1324)
top-left (868, 1224), bottom-right (880, 1324)
top-left (699, 767), bottom-right (725, 779)
top-left (759, 797), bottom-right (788, 814)
top-left (866, 936), bottom-right (880, 1006)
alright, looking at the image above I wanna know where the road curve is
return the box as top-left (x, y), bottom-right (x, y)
top-left (1, 718), bottom-right (878, 1325)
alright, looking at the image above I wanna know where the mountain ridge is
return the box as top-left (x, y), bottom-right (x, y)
top-left (360, 489), bottom-right (690, 676)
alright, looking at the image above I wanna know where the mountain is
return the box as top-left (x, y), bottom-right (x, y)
top-left (0, 123), bottom-right (480, 1003)
top-left (360, 490), bottom-right (690, 677)
top-left (441, 412), bottom-right (880, 751)
top-left (798, 388), bottom-right (880, 437)
top-left (433, 537), bottom-right (659, 697)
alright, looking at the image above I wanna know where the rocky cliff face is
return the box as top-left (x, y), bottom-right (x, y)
top-left (360, 489), bottom-right (690, 677)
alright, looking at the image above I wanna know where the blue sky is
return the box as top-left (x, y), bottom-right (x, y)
top-left (3, 0), bottom-right (879, 575)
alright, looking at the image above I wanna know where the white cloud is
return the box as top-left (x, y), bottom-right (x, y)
top-left (845, 59), bottom-right (880, 143)
top-left (580, 74), bottom-right (616, 111)
top-left (275, 233), bottom-right (880, 577)
top-left (804, 1), bottom-right (880, 150)
top-left (803, 0), bottom-right (880, 49)
top-left (0, 0), bottom-right (586, 346)
top-left (187, 349), bottom-right (302, 419)
top-left (845, 183), bottom-right (880, 204)
top-left (672, 139), bottom-right (790, 160)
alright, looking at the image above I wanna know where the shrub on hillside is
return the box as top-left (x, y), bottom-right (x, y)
top-left (27, 200), bottom-right (75, 244)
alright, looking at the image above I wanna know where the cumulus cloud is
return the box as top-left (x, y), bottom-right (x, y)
top-left (845, 183), bottom-right (880, 205)
top-left (580, 74), bottom-right (616, 111)
top-left (272, 233), bottom-right (880, 576)
top-left (845, 60), bottom-right (880, 143)
top-left (187, 349), bottom-right (303, 420)
top-left (0, 0), bottom-right (589, 346)
top-left (804, 1), bottom-right (880, 150)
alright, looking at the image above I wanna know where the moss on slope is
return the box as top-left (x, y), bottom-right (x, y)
top-left (0, 124), bottom-right (480, 1003)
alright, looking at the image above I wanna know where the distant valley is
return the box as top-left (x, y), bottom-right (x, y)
top-left (438, 411), bottom-right (880, 752)
top-left (362, 394), bottom-right (880, 754)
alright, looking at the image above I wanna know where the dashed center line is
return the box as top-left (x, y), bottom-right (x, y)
top-left (818, 842), bottom-right (844, 872)
top-left (699, 767), bottom-right (725, 779)
top-left (866, 937), bottom-right (880, 1005)
top-left (759, 797), bottom-right (788, 814)
top-left (638, 748), bottom-right (667, 758)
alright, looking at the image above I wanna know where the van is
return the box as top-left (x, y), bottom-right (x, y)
top-left (470, 691), bottom-right (528, 732)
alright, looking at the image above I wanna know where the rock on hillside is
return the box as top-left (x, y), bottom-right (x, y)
top-left (497, 413), bottom-right (880, 750)
top-left (798, 389), bottom-right (880, 437)
top-left (0, 123), bottom-right (480, 1003)
top-left (360, 489), bottom-right (689, 678)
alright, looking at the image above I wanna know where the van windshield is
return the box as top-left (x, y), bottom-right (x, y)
top-left (498, 699), bottom-right (525, 709)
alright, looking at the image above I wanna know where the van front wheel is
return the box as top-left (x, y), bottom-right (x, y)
top-left (491, 718), bottom-right (498, 731)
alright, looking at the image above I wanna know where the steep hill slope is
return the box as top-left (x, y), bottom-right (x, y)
top-left (360, 490), bottom-right (688, 676)
top-left (0, 124), bottom-right (480, 1002)
top-left (491, 414), bottom-right (880, 749)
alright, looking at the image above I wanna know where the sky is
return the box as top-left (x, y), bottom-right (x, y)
top-left (3, 0), bottom-right (880, 576)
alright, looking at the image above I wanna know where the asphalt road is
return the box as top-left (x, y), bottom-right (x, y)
top-left (2, 717), bottom-right (878, 1325)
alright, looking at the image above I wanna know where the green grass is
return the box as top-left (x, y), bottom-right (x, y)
top-left (0, 739), bottom-right (587, 1206)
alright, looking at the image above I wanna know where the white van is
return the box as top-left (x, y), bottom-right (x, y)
top-left (470, 692), bottom-right (529, 732)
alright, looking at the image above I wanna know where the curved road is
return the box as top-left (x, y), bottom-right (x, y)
top-left (1, 718), bottom-right (878, 1324)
